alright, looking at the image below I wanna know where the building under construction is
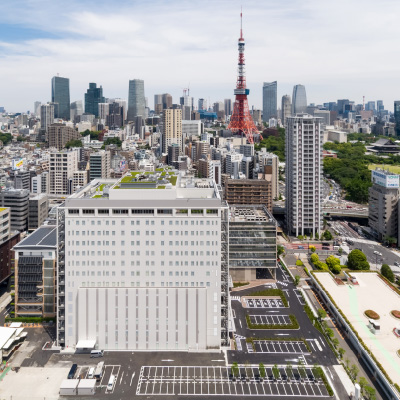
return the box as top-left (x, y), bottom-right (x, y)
top-left (229, 206), bottom-right (277, 281)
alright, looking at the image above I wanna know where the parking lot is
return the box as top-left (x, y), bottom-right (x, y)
top-left (253, 340), bottom-right (310, 355)
top-left (248, 315), bottom-right (292, 325)
top-left (136, 365), bottom-right (330, 397)
top-left (244, 298), bottom-right (285, 308)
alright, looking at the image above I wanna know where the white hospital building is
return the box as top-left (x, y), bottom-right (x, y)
top-left (57, 169), bottom-right (229, 351)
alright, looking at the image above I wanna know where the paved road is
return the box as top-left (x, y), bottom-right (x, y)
top-left (227, 267), bottom-right (349, 399)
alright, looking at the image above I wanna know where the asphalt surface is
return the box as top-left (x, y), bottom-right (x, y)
top-left (227, 266), bottom-right (349, 399)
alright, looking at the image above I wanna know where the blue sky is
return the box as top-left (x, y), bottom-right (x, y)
top-left (0, 0), bottom-right (399, 112)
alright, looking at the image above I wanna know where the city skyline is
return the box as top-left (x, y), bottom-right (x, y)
top-left (1, 0), bottom-right (400, 112)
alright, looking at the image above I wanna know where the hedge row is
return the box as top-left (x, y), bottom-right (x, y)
top-left (315, 366), bottom-right (334, 396)
top-left (248, 289), bottom-right (288, 307)
top-left (246, 336), bottom-right (311, 353)
top-left (5, 317), bottom-right (56, 323)
top-left (246, 314), bottom-right (299, 330)
top-left (311, 271), bottom-right (393, 385)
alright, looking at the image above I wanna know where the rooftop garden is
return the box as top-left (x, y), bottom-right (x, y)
top-left (115, 168), bottom-right (178, 190)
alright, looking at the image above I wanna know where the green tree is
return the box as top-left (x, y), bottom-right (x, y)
top-left (350, 364), bottom-right (359, 381)
top-left (258, 362), bottom-right (266, 379)
top-left (347, 249), bottom-right (370, 270)
top-left (310, 253), bottom-right (319, 264)
top-left (326, 255), bottom-right (340, 271)
top-left (344, 358), bottom-right (350, 369)
top-left (103, 137), bottom-right (122, 147)
top-left (326, 328), bottom-right (334, 339)
top-left (331, 263), bottom-right (341, 274)
top-left (65, 139), bottom-right (83, 148)
top-left (310, 245), bottom-right (316, 253)
top-left (317, 308), bottom-right (327, 321)
top-left (298, 360), bottom-right (307, 379)
top-left (312, 365), bottom-right (322, 380)
top-left (323, 230), bottom-right (333, 240)
top-left (272, 364), bottom-right (280, 380)
top-left (277, 245), bottom-right (285, 256)
top-left (294, 275), bottom-right (301, 286)
top-left (286, 363), bottom-right (293, 379)
top-left (298, 235), bottom-right (304, 240)
top-left (358, 377), bottom-right (368, 396)
top-left (315, 232), bottom-right (319, 240)
top-left (314, 261), bottom-right (329, 271)
top-left (231, 362), bottom-right (239, 377)
top-left (381, 264), bottom-right (395, 282)
top-left (332, 338), bottom-right (339, 348)
top-left (338, 247), bottom-right (343, 255)
top-left (16, 136), bottom-right (27, 142)
top-left (338, 347), bottom-right (345, 359)
top-left (364, 385), bottom-right (376, 400)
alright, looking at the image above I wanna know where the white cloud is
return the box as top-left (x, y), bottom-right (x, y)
top-left (0, 0), bottom-right (400, 111)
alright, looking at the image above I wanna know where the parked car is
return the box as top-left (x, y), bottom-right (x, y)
top-left (68, 364), bottom-right (78, 379)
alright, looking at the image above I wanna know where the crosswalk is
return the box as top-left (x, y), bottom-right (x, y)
top-left (277, 280), bottom-right (289, 287)
top-left (231, 296), bottom-right (241, 301)
top-left (234, 334), bottom-right (245, 351)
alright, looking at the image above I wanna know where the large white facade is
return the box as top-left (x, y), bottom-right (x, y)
top-left (57, 172), bottom-right (228, 351)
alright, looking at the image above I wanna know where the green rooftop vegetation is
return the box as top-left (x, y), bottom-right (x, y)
top-left (96, 184), bottom-right (106, 192)
top-left (92, 194), bottom-right (103, 198)
top-left (112, 168), bottom-right (178, 190)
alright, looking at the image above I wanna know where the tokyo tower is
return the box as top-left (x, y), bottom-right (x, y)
top-left (228, 11), bottom-right (261, 144)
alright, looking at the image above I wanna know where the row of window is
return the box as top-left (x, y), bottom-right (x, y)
top-left (80, 281), bottom-right (213, 288)
top-left (68, 219), bottom-right (219, 226)
top-left (68, 270), bottom-right (211, 277)
top-left (69, 250), bottom-right (218, 257)
top-left (69, 209), bottom-right (219, 216)
top-left (68, 230), bottom-right (219, 237)
top-left (68, 240), bottom-right (218, 247)
top-left (68, 260), bottom-right (219, 267)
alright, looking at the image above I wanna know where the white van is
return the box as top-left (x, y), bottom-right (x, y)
top-left (107, 375), bottom-right (115, 391)
top-left (90, 349), bottom-right (104, 358)
top-left (88, 367), bottom-right (95, 379)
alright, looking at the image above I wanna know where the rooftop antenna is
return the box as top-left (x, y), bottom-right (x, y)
top-left (240, 6), bottom-right (243, 39)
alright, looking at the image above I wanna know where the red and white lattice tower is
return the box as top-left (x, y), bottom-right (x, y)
top-left (228, 11), bottom-right (261, 144)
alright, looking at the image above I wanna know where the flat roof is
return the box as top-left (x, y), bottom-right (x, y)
top-left (316, 272), bottom-right (400, 384)
top-left (76, 339), bottom-right (96, 349)
top-left (60, 379), bottom-right (79, 389)
top-left (0, 327), bottom-right (19, 349)
top-left (78, 379), bottom-right (96, 388)
top-left (14, 225), bottom-right (57, 248)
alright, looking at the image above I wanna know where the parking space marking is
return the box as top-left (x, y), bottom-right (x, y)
top-left (245, 298), bottom-right (286, 309)
top-left (249, 314), bottom-right (291, 326)
top-left (253, 340), bottom-right (310, 354)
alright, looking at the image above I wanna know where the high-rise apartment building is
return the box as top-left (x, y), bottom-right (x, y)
top-left (70, 100), bottom-right (83, 121)
top-left (368, 168), bottom-right (399, 241)
top-left (47, 124), bottom-right (82, 150)
top-left (161, 108), bottom-right (182, 154)
top-left (262, 81), bottom-right (277, 121)
top-left (257, 149), bottom-right (279, 200)
top-left (56, 171), bottom-right (229, 350)
top-left (89, 151), bottom-right (111, 181)
top-left (127, 79), bottom-right (145, 121)
top-left (224, 99), bottom-right (232, 116)
top-left (285, 114), bottom-right (322, 236)
top-left (40, 104), bottom-right (54, 132)
top-left (162, 93), bottom-right (173, 110)
top-left (395, 101), bottom-right (400, 136)
top-left (49, 150), bottom-right (79, 195)
top-left (51, 76), bottom-right (70, 120)
top-left (98, 103), bottom-right (109, 120)
top-left (154, 94), bottom-right (163, 110)
top-left (198, 98), bottom-right (206, 110)
top-left (106, 103), bottom-right (123, 129)
top-left (281, 95), bottom-right (291, 125)
top-left (0, 189), bottom-right (29, 232)
top-left (292, 85), bottom-right (307, 114)
top-left (34, 101), bottom-right (41, 116)
top-left (85, 83), bottom-right (105, 117)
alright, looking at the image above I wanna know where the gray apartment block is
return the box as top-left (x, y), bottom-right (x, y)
top-left (28, 194), bottom-right (49, 231)
top-left (0, 189), bottom-right (29, 232)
